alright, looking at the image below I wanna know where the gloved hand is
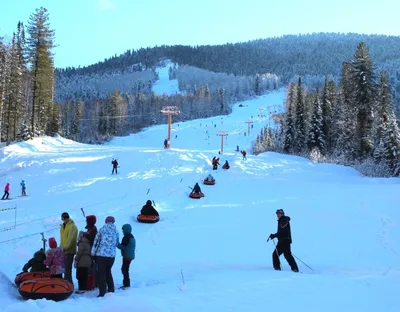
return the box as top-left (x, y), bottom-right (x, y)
top-left (269, 233), bottom-right (276, 240)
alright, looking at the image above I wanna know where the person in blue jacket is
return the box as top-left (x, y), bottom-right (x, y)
top-left (20, 180), bottom-right (26, 196)
top-left (117, 224), bottom-right (136, 289)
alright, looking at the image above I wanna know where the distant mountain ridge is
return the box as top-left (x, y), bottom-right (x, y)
top-left (55, 33), bottom-right (400, 113)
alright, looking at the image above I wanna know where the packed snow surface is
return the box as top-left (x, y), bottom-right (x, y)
top-left (0, 70), bottom-right (399, 311)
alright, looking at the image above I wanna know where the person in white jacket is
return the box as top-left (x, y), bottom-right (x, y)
top-left (92, 216), bottom-right (119, 297)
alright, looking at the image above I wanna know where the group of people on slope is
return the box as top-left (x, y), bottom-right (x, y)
top-left (1, 180), bottom-right (26, 200)
top-left (23, 211), bottom-right (137, 297)
top-left (212, 157), bottom-right (230, 170)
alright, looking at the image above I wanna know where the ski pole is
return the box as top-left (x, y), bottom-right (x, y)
top-left (292, 253), bottom-right (315, 273)
top-left (271, 238), bottom-right (280, 259)
top-left (80, 208), bottom-right (86, 218)
top-left (40, 232), bottom-right (47, 252)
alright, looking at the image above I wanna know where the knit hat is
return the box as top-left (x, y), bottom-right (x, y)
top-left (276, 209), bottom-right (285, 215)
top-left (85, 215), bottom-right (97, 229)
top-left (105, 216), bottom-right (115, 224)
top-left (49, 237), bottom-right (57, 248)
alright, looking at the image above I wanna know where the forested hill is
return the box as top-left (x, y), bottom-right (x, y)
top-left (56, 33), bottom-right (400, 82)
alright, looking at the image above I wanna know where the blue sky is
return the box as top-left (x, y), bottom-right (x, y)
top-left (1, 0), bottom-right (399, 68)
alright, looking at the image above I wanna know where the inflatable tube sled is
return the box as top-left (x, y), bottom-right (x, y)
top-left (15, 271), bottom-right (51, 287)
top-left (137, 214), bottom-right (160, 224)
top-left (203, 179), bottom-right (215, 185)
top-left (189, 192), bottom-right (204, 199)
top-left (18, 278), bottom-right (73, 301)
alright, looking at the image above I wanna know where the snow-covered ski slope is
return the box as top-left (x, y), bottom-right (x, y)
top-left (152, 60), bottom-right (181, 96)
top-left (0, 64), bottom-right (399, 312)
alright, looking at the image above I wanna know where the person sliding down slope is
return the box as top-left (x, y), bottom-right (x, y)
top-left (191, 183), bottom-right (202, 194)
top-left (140, 200), bottom-right (159, 216)
top-left (222, 160), bottom-right (230, 169)
top-left (205, 174), bottom-right (215, 182)
top-left (269, 209), bottom-right (299, 272)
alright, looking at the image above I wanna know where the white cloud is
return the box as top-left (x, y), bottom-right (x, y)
top-left (97, 0), bottom-right (116, 11)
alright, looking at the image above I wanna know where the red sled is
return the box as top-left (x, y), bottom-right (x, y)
top-left (86, 268), bottom-right (96, 290)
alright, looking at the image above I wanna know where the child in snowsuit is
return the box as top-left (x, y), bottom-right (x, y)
top-left (23, 249), bottom-right (47, 272)
top-left (140, 200), bottom-right (159, 216)
top-left (75, 231), bottom-right (92, 293)
top-left (20, 180), bottom-right (26, 196)
top-left (222, 160), bottom-right (230, 169)
top-left (117, 224), bottom-right (136, 289)
top-left (192, 183), bottom-right (201, 194)
top-left (43, 237), bottom-right (65, 278)
top-left (1, 183), bottom-right (10, 200)
top-left (111, 159), bottom-right (118, 175)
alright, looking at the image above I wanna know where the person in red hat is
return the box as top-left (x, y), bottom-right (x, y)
top-left (91, 216), bottom-right (119, 297)
top-left (43, 237), bottom-right (65, 278)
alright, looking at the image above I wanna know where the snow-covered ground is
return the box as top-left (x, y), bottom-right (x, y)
top-left (0, 70), bottom-right (399, 311)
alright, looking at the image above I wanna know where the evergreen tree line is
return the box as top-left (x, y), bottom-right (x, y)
top-left (61, 86), bottom-right (233, 144)
top-left (253, 42), bottom-right (400, 177)
top-left (54, 33), bottom-right (400, 116)
top-left (0, 7), bottom-right (57, 144)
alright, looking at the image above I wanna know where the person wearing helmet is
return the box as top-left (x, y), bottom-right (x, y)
top-left (269, 209), bottom-right (299, 272)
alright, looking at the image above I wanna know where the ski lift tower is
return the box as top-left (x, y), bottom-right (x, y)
top-left (161, 106), bottom-right (181, 149)
top-left (245, 120), bottom-right (254, 136)
top-left (217, 130), bottom-right (229, 154)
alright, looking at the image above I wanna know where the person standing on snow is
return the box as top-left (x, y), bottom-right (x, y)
top-left (20, 180), bottom-right (26, 196)
top-left (241, 150), bottom-right (247, 160)
top-left (92, 216), bottom-right (119, 297)
top-left (1, 183), bottom-right (10, 200)
top-left (111, 159), bottom-right (118, 175)
top-left (74, 231), bottom-right (92, 294)
top-left (60, 212), bottom-right (78, 285)
top-left (268, 209), bottom-right (299, 272)
top-left (117, 223), bottom-right (136, 289)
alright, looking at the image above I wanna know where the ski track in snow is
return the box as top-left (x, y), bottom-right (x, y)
top-left (0, 61), bottom-right (399, 311)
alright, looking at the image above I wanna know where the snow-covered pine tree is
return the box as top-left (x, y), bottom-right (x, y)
top-left (321, 77), bottom-right (335, 153)
top-left (26, 7), bottom-right (55, 136)
top-left (351, 42), bottom-right (376, 159)
top-left (307, 91), bottom-right (326, 154)
top-left (283, 84), bottom-right (296, 153)
top-left (373, 72), bottom-right (392, 162)
top-left (70, 101), bottom-right (83, 140)
top-left (294, 77), bottom-right (306, 154)
top-left (255, 74), bottom-right (261, 96)
top-left (332, 91), bottom-right (357, 160)
top-left (381, 113), bottom-right (400, 174)
top-left (217, 87), bottom-right (225, 114)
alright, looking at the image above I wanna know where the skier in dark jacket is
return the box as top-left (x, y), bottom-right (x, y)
top-left (111, 159), bottom-right (118, 175)
top-left (269, 209), bottom-right (299, 272)
top-left (22, 249), bottom-right (48, 272)
top-left (191, 183), bottom-right (201, 194)
top-left (140, 200), bottom-right (159, 216)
